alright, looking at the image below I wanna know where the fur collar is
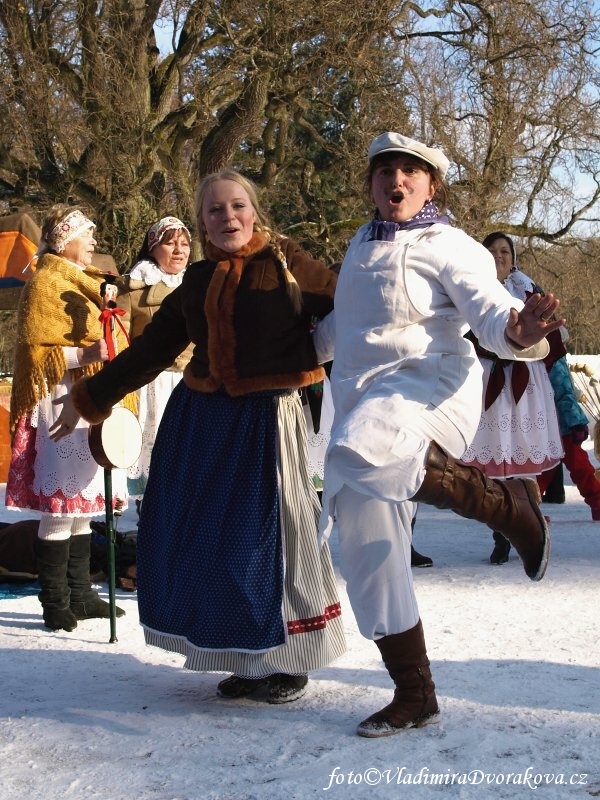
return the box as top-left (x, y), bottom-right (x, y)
top-left (203, 231), bottom-right (270, 263)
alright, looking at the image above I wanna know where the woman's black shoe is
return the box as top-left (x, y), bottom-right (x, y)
top-left (490, 531), bottom-right (511, 564)
top-left (411, 545), bottom-right (433, 568)
top-left (217, 675), bottom-right (270, 698)
top-left (542, 464), bottom-right (565, 504)
top-left (267, 674), bottom-right (308, 704)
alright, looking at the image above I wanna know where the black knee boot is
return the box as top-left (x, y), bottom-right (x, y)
top-left (68, 534), bottom-right (125, 620)
top-left (35, 538), bottom-right (78, 632)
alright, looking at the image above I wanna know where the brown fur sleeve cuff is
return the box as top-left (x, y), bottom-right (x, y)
top-left (71, 378), bottom-right (112, 424)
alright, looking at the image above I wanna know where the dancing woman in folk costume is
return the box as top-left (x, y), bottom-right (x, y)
top-left (315, 133), bottom-right (565, 737)
top-left (461, 231), bottom-right (564, 565)
top-left (6, 204), bottom-right (136, 632)
top-left (117, 216), bottom-right (193, 500)
top-left (52, 171), bottom-right (346, 704)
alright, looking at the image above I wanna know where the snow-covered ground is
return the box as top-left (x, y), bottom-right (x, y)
top-left (1, 372), bottom-right (599, 799)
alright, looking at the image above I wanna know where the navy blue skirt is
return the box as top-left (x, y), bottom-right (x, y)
top-left (137, 384), bottom-right (286, 651)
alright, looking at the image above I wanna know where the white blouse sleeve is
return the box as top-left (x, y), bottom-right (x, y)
top-left (62, 346), bottom-right (81, 370)
top-left (312, 310), bottom-right (335, 363)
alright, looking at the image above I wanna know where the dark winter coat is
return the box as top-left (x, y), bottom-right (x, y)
top-left (72, 237), bottom-right (337, 422)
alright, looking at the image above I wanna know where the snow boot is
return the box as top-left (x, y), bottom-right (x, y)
top-left (267, 674), bottom-right (309, 704)
top-left (35, 538), bottom-right (77, 632)
top-left (357, 619), bottom-right (440, 738)
top-left (412, 442), bottom-right (549, 581)
top-left (217, 675), bottom-right (270, 698)
top-left (490, 531), bottom-right (511, 564)
top-left (68, 534), bottom-right (125, 620)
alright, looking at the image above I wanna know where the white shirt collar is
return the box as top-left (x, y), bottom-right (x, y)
top-left (127, 259), bottom-right (185, 288)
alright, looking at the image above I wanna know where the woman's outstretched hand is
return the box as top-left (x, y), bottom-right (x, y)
top-left (506, 292), bottom-right (566, 348)
top-left (49, 391), bottom-right (81, 442)
top-left (77, 338), bottom-right (108, 366)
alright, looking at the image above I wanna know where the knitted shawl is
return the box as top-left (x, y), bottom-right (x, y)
top-left (10, 253), bottom-right (134, 432)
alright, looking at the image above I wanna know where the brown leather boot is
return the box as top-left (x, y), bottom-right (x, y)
top-left (357, 620), bottom-right (440, 738)
top-left (413, 442), bottom-right (549, 580)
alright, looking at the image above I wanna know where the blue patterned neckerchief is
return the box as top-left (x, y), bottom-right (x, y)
top-left (368, 201), bottom-right (449, 241)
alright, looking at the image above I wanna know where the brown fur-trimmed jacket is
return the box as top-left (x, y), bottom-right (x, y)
top-left (72, 237), bottom-right (337, 423)
top-left (117, 271), bottom-right (193, 372)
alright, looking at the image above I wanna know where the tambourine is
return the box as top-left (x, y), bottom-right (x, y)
top-left (89, 406), bottom-right (142, 470)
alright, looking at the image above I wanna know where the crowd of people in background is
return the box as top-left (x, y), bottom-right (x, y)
top-left (2, 132), bottom-right (599, 740)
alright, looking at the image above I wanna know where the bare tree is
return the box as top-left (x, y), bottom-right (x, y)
top-left (520, 240), bottom-right (599, 355)
top-left (0, 0), bottom-right (413, 263)
top-left (393, 0), bottom-right (600, 242)
top-left (0, 0), bottom-right (599, 351)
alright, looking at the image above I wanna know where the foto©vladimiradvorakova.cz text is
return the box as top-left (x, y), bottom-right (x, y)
top-left (322, 766), bottom-right (589, 790)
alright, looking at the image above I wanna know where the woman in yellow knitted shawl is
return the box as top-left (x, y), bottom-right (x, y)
top-left (6, 204), bottom-right (132, 633)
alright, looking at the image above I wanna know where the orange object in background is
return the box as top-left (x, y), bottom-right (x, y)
top-left (0, 212), bottom-right (40, 313)
top-left (0, 387), bottom-right (11, 482)
top-left (0, 213), bottom-right (39, 480)
top-left (0, 212), bottom-right (40, 281)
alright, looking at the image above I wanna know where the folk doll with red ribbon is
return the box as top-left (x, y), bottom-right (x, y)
top-left (6, 204), bottom-right (136, 633)
top-left (88, 278), bottom-right (142, 472)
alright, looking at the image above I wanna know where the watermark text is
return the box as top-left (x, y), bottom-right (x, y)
top-left (323, 766), bottom-right (588, 790)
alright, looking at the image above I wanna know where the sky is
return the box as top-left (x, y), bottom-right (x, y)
top-left (1, 356), bottom-right (599, 800)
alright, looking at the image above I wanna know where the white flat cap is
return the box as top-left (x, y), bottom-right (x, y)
top-left (368, 132), bottom-right (450, 179)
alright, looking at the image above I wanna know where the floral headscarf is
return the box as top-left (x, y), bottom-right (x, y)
top-left (147, 216), bottom-right (190, 250)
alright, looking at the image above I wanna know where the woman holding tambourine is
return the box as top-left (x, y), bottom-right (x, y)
top-left (6, 204), bottom-right (136, 633)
